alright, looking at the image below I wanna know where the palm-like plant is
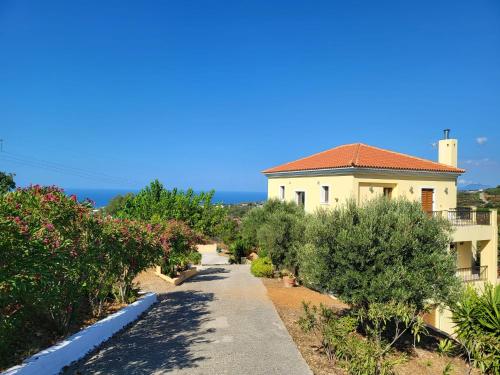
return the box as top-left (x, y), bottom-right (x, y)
top-left (451, 283), bottom-right (500, 374)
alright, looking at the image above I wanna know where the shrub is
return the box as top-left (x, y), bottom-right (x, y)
top-left (103, 192), bottom-right (134, 216)
top-left (299, 302), bottom-right (407, 374)
top-left (115, 179), bottom-right (230, 237)
top-left (0, 185), bottom-right (197, 368)
top-left (298, 197), bottom-right (460, 311)
top-left (157, 220), bottom-right (200, 277)
top-left (250, 257), bottom-right (274, 278)
top-left (450, 283), bottom-right (500, 373)
top-left (189, 251), bottom-right (202, 265)
top-left (229, 238), bottom-right (250, 264)
top-left (241, 199), bottom-right (305, 272)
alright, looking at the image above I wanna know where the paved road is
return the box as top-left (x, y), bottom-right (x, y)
top-left (199, 244), bottom-right (230, 265)
top-left (64, 265), bottom-right (312, 375)
top-left (201, 251), bottom-right (230, 265)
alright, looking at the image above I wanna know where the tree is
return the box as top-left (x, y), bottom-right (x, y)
top-left (115, 180), bottom-right (230, 237)
top-left (298, 197), bottom-right (460, 311)
top-left (241, 199), bottom-right (305, 272)
top-left (103, 192), bottom-right (134, 216)
top-left (0, 172), bottom-right (15, 194)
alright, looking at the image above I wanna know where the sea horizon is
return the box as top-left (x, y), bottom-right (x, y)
top-left (63, 188), bottom-right (267, 208)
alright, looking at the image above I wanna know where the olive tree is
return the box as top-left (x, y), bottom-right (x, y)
top-left (241, 199), bottom-right (305, 272)
top-left (298, 197), bottom-right (460, 310)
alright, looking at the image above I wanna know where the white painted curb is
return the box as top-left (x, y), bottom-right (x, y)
top-left (2, 293), bottom-right (157, 375)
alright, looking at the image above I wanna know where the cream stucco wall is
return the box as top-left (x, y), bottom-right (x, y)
top-left (267, 174), bottom-right (356, 213)
top-left (353, 173), bottom-right (457, 211)
top-left (438, 139), bottom-right (458, 167)
top-left (268, 172), bottom-right (457, 213)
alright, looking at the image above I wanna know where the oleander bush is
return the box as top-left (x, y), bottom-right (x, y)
top-left (250, 257), bottom-right (274, 278)
top-left (0, 185), bottom-right (198, 369)
top-left (159, 220), bottom-right (201, 277)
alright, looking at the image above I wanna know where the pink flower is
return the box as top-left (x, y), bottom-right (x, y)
top-left (70, 195), bottom-right (77, 202)
top-left (45, 223), bottom-right (55, 231)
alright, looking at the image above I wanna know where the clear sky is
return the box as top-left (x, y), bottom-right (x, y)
top-left (0, 1), bottom-right (499, 191)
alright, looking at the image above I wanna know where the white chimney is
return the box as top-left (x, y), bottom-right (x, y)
top-left (438, 129), bottom-right (458, 167)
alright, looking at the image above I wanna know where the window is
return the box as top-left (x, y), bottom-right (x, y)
top-left (383, 187), bottom-right (392, 199)
top-left (279, 186), bottom-right (285, 200)
top-left (421, 188), bottom-right (434, 214)
top-left (321, 186), bottom-right (330, 204)
top-left (296, 191), bottom-right (305, 207)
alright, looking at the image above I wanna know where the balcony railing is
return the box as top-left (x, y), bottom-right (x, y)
top-left (433, 208), bottom-right (491, 226)
top-left (456, 266), bottom-right (488, 282)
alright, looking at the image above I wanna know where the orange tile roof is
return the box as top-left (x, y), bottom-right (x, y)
top-left (262, 143), bottom-right (465, 174)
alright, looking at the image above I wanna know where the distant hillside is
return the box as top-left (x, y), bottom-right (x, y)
top-left (458, 183), bottom-right (492, 191)
top-left (485, 185), bottom-right (500, 195)
top-left (458, 185), bottom-right (500, 209)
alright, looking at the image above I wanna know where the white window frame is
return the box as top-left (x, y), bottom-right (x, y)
top-left (279, 185), bottom-right (285, 201)
top-left (320, 185), bottom-right (330, 204)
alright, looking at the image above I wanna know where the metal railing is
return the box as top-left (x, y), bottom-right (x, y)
top-left (432, 208), bottom-right (491, 226)
top-left (456, 266), bottom-right (488, 282)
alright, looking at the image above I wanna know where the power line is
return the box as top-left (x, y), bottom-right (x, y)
top-left (0, 149), bottom-right (142, 187)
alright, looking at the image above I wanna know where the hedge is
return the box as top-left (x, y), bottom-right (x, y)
top-left (0, 185), bottom-right (198, 368)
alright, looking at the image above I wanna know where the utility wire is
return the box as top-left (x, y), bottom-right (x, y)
top-left (0, 150), bottom-right (142, 187)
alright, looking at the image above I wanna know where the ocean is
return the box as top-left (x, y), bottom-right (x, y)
top-left (64, 189), bottom-right (267, 208)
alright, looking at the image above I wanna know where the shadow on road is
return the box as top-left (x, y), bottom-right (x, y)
top-left (185, 267), bottom-right (231, 283)
top-left (64, 290), bottom-right (215, 374)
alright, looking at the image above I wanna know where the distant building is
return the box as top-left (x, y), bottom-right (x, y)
top-left (263, 130), bottom-right (498, 335)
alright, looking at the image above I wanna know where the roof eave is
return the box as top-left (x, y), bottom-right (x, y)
top-left (263, 166), bottom-right (464, 179)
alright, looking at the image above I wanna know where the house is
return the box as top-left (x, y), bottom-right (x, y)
top-left (262, 130), bottom-right (498, 335)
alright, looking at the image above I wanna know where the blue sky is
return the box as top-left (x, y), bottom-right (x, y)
top-left (0, 1), bottom-right (499, 192)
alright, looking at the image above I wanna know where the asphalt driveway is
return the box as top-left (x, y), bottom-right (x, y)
top-left (63, 265), bottom-right (312, 375)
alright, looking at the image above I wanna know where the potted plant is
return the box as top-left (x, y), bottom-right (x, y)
top-left (282, 270), bottom-right (296, 288)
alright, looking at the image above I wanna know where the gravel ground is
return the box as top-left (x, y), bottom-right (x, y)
top-left (262, 278), bottom-right (475, 375)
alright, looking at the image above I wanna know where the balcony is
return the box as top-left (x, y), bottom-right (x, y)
top-left (456, 266), bottom-right (488, 282)
top-left (433, 208), bottom-right (491, 226)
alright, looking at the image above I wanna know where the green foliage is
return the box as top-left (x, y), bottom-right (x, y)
top-left (227, 202), bottom-right (261, 219)
top-left (116, 180), bottom-right (230, 238)
top-left (441, 362), bottom-right (453, 375)
top-left (450, 283), bottom-right (500, 373)
top-left (229, 238), bottom-right (250, 264)
top-left (241, 199), bottom-right (305, 272)
top-left (217, 217), bottom-right (239, 245)
top-left (484, 185), bottom-right (500, 195)
top-left (0, 186), bottom-right (198, 368)
top-left (250, 257), bottom-right (274, 278)
top-left (298, 302), bottom-right (407, 374)
top-left (437, 339), bottom-right (455, 357)
top-left (355, 301), bottom-right (426, 356)
top-left (0, 172), bottom-right (15, 194)
top-left (457, 192), bottom-right (483, 207)
top-left (298, 197), bottom-right (460, 311)
top-left (159, 220), bottom-right (200, 277)
top-left (103, 192), bottom-right (134, 216)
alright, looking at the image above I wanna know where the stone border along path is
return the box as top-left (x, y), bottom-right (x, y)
top-left (63, 265), bottom-right (312, 375)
